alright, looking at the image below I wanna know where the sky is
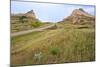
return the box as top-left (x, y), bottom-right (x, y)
top-left (11, 1), bottom-right (95, 22)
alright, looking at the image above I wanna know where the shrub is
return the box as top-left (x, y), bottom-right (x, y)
top-left (79, 8), bottom-right (84, 12)
top-left (31, 21), bottom-right (43, 28)
top-left (49, 47), bottom-right (60, 55)
top-left (19, 16), bottom-right (27, 23)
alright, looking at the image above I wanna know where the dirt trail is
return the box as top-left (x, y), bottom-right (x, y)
top-left (11, 24), bottom-right (55, 37)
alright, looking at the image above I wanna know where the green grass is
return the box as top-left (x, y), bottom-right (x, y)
top-left (49, 47), bottom-right (60, 55)
top-left (31, 21), bottom-right (43, 28)
top-left (11, 24), bottom-right (95, 65)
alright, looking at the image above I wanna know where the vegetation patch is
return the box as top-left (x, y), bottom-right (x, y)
top-left (31, 21), bottom-right (43, 28)
top-left (49, 47), bottom-right (60, 55)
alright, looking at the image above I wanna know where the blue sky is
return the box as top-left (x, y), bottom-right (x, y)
top-left (11, 1), bottom-right (95, 22)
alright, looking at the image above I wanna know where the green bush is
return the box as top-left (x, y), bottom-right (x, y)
top-left (19, 16), bottom-right (27, 23)
top-left (49, 47), bottom-right (60, 55)
top-left (79, 8), bottom-right (84, 11)
top-left (31, 21), bottom-right (43, 28)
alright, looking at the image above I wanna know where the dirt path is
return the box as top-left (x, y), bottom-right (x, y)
top-left (11, 24), bottom-right (55, 37)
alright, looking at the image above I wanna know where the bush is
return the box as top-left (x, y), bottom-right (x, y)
top-left (31, 21), bottom-right (43, 28)
top-left (19, 16), bottom-right (27, 23)
top-left (79, 8), bottom-right (84, 11)
top-left (49, 47), bottom-right (60, 55)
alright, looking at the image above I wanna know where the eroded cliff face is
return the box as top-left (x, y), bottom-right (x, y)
top-left (61, 8), bottom-right (95, 25)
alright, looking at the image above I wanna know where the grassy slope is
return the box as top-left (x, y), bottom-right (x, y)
top-left (11, 20), bottom-right (51, 33)
top-left (11, 24), bottom-right (95, 66)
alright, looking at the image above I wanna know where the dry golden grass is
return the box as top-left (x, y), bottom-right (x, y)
top-left (11, 24), bottom-right (95, 66)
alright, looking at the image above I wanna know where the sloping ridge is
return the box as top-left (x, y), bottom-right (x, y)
top-left (11, 10), bottom-right (39, 33)
top-left (61, 8), bottom-right (95, 24)
top-left (11, 10), bottom-right (36, 18)
top-left (71, 8), bottom-right (94, 18)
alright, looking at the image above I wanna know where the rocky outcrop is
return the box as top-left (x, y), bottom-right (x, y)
top-left (61, 8), bottom-right (95, 25)
top-left (11, 10), bottom-right (39, 33)
top-left (25, 10), bottom-right (36, 18)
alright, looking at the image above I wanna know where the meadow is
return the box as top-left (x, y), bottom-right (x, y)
top-left (11, 23), bottom-right (95, 66)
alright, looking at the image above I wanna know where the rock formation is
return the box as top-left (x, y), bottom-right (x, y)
top-left (61, 8), bottom-right (95, 25)
top-left (11, 10), bottom-right (39, 32)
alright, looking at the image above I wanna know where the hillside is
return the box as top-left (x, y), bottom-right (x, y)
top-left (11, 8), bottom-right (95, 66)
top-left (11, 10), bottom-right (41, 33)
top-left (60, 8), bottom-right (95, 25)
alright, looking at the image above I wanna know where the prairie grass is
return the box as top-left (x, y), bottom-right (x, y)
top-left (11, 24), bottom-right (95, 66)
